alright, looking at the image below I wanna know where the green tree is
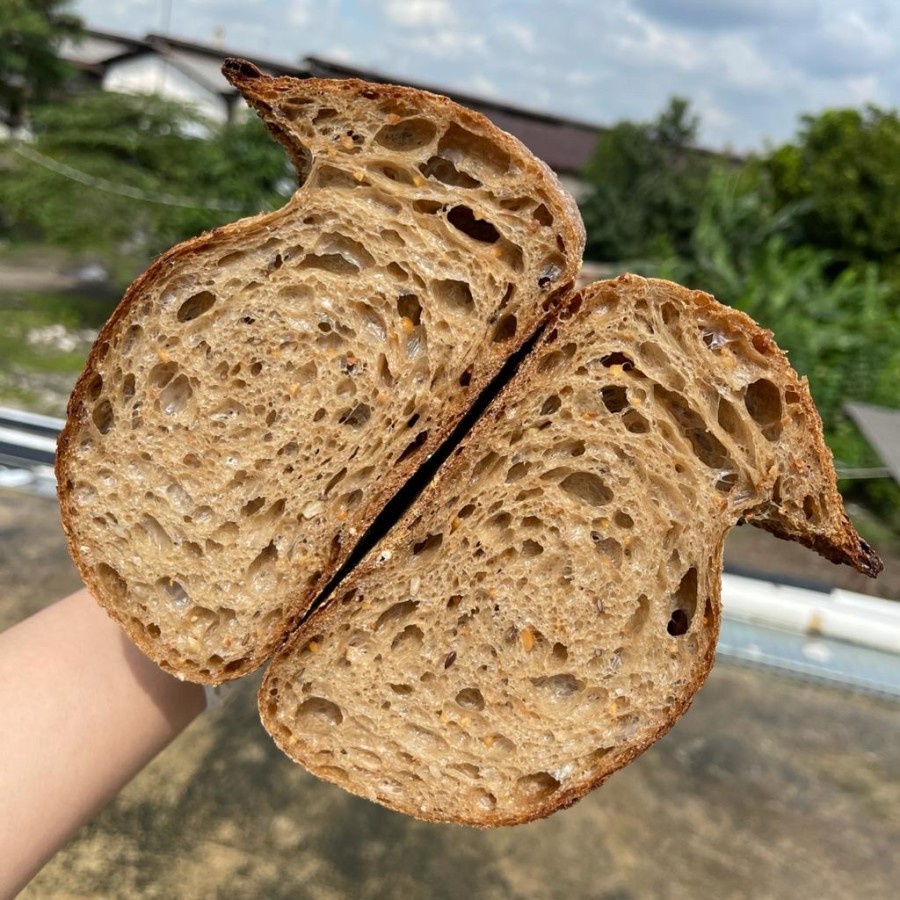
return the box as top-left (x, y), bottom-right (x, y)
top-left (580, 97), bottom-right (716, 262)
top-left (0, 0), bottom-right (83, 129)
top-left (760, 106), bottom-right (900, 268)
top-left (0, 90), bottom-right (292, 268)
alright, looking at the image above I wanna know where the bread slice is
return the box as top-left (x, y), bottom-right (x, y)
top-left (55, 61), bottom-right (585, 683)
top-left (259, 275), bottom-right (882, 826)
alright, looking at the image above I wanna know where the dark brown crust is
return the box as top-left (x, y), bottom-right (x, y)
top-left (259, 274), bottom-right (879, 826)
top-left (749, 518), bottom-right (882, 577)
top-left (55, 63), bottom-right (585, 683)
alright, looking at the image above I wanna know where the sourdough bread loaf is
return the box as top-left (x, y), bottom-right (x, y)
top-left (259, 275), bottom-right (881, 826)
top-left (57, 62), bottom-right (880, 826)
top-left (56, 62), bottom-right (584, 683)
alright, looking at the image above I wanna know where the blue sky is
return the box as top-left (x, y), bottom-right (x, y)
top-left (74, 0), bottom-right (900, 152)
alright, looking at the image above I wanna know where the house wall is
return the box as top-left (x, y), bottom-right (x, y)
top-left (103, 56), bottom-right (227, 124)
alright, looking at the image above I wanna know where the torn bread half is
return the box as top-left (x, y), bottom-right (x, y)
top-left (56, 61), bottom-right (585, 682)
top-left (260, 275), bottom-right (881, 826)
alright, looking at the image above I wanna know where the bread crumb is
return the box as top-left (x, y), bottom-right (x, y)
top-left (156, 348), bottom-right (171, 364)
top-left (353, 170), bottom-right (366, 182)
top-left (288, 383), bottom-right (301, 399)
top-left (483, 735), bottom-right (494, 748)
top-left (308, 640), bottom-right (319, 653)
top-left (339, 134), bottom-right (355, 150)
top-left (386, 113), bottom-right (401, 124)
top-left (302, 500), bottom-right (324, 519)
top-left (412, 173), bottom-right (426, 187)
top-left (400, 317), bottom-right (415, 335)
top-left (521, 626), bottom-right (535, 652)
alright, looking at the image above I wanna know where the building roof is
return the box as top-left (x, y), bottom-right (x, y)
top-left (61, 29), bottom-right (311, 98)
top-left (59, 29), bottom-right (147, 67)
top-left (144, 33), bottom-right (310, 81)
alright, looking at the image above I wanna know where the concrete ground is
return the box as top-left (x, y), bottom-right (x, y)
top-left (3, 489), bottom-right (899, 899)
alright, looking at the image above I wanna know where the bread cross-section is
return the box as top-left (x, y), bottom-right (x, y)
top-left (260, 276), bottom-right (881, 826)
top-left (56, 63), bottom-right (584, 682)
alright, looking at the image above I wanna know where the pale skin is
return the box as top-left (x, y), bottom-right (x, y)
top-left (0, 589), bottom-right (206, 897)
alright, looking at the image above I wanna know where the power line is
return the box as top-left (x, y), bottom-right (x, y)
top-left (835, 466), bottom-right (892, 480)
top-left (10, 143), bottom-right (242, 211)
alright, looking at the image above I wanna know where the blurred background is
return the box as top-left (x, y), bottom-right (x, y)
top-left (1, 1), bottom-right (898, 897)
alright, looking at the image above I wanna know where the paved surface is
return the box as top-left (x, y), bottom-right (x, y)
top-left (720, 616), bottom-right (900, 698)
top-left (0, 259), bottom-right (82, 294)
top-left (3, 490), bottom-right (899, 899)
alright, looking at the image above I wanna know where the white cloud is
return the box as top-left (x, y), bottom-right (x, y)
top-left (70, 0), bottom-right (900, 151)
top-left (504, 21), bottom-right (536, 51)
top-left (565, 70), bottom-right (594, 87)
top-left (707, 35), bottom-right (779, 91)
top-left (845, 74), bottom-right (883, 105)
top-left (326, 44), bottom-right (355, 63)
top-left (610, 9), bottom-right (704, 74)
top-left (402, 27), bottom-right (487, 59)
top-left (469, 73), bottom-right (499, 97)
top-left (384, 0), bottom-right (454, 29)
top-left (288, 0), bottom-right (315, 27)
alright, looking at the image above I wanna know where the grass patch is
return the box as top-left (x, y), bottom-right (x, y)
top-left (0, 294), bottom-right (92, 372)
top-left (0, 289), bottom-right (118, 411)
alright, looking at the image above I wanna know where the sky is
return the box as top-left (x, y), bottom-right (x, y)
top-left (73, 0), bottom-right (900, 152)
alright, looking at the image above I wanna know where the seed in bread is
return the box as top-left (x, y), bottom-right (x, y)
top-left (260, 275), bottom-right (881, 826)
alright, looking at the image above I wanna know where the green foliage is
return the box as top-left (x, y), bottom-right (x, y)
top-left (205, 114), bottom-right (295, 214)
top-left (580, 97), bottom-right (716, 262)
top-left (0, 91), bottom-right (292, 267)
top-left (0, 0), bottom-right (82, 128)
top-left (759, 106), bottom-right (900, 268)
